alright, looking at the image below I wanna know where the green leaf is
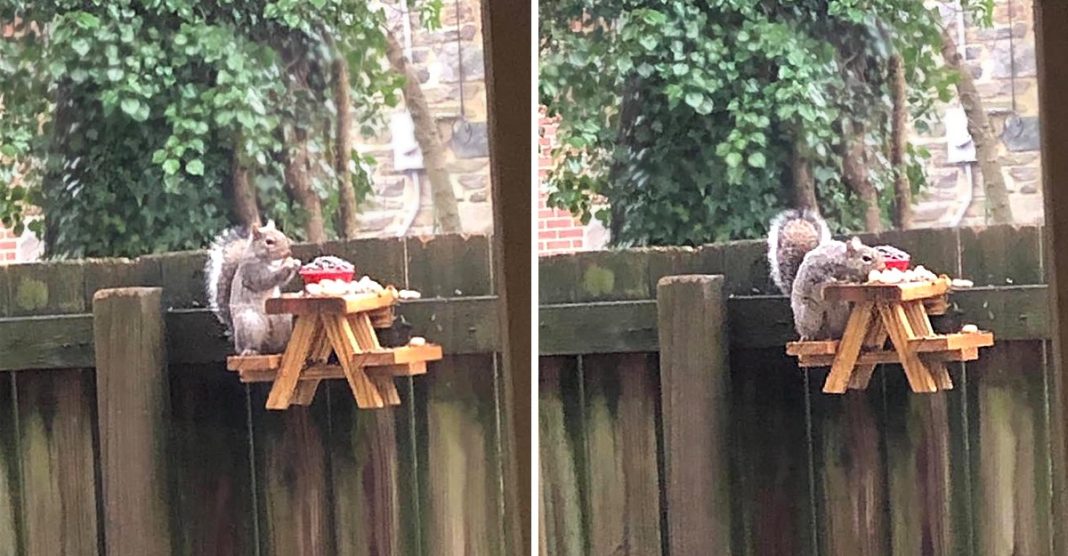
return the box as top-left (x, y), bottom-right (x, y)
top-left (725, 152), bottom-right (742, 168)
top-left (120, 98), bottom-right (143, 118)
top-left (71, 38), bottom-right (91, 57)
top-left (186, 159), bottom-right (205, 176)
top-left (162, 159), bottom-right (180, 175)
top-left (684, 92), bottom-right (704, 109)
top-left (747, 152), bottom-right (766, 168)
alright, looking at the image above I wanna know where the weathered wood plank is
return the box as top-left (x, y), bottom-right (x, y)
top-left (325, 381), bottom-right (408, 556)
top-left (538, 357), bottom-right (586, 556)
top-left (249, 385), bottom-right (335, 555)
top-left (407, 235), bottom-right (492, 298)
top-left (968, 342), bottom-right (1053, 556)
top-left (152, 251), bottom-right (211, 310)
top-left (6, 261), bottom-right (86, 316)
top-left (807, 381), bottom-right (888, 556)
top-left (15, 369), bottom-right (100, 555)
top-left (581, 353), bottom-right (662, 555)
top-left (0, 314), bottom-right (94, 371)
top-left (730, 348), bottom-right (813, 556)
top-left (415, 355), bottom-right (506, 555)
top-left (167, 364), bottom-right (257, 555)
top-left (657, 275), bottom-right (731, 554)
top-left (880, 365), bottom-right (965, 556)
top-left (959, 226), bottom-right (1044, 287)
top-left (538, 286), bottom-right (1048, 355)
top-left (0, 373), bottom-right (23, 555)
top-left (82, 257), bottom-right (162, 308)
top-left (92, 287), bottom-right (172, 556)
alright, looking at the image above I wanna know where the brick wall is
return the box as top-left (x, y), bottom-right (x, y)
top-left (538, 111), bottom-right (587, 255)
top-left (0, 228), bottom-right (17, 263)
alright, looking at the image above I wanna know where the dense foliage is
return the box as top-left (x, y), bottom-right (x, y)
top-left (540, 1), bottom-right (990, 246)
top-left (0, 0), bottom-right (438, 257)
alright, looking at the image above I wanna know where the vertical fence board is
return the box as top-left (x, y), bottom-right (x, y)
top-left (15, 369), bottom-right (100, 555)
top-left (730, 349), bottom-right (813, 556)
top-left (960, 224), bottom-right (1052, 555)
top-left (0, 374), bottom-right (22, 555)
top-left (407, 236), bottom-right (505, 554)
top-left (168, 365), bottom-right (257, 555)
top-left (880, 365), bottom-right (967, 556)
top-left (581, 353), bottom-right (662, 555)
top-left (657, 275), bottom-right (732, 554)
top-left (417, 355), bottom-right (505, 555)
top-left (807, 378), bottom-right (889, 556)
top-left (93, 287), bottom-right (172, 556)
top-left (538, 357), bottom-right (585, 556)
top-left (326, 381), bottom-right (405, 556)
top-left (249, 387), bottom-right (335, 556)
top-left (968, 342), bottom-right (1053, 556)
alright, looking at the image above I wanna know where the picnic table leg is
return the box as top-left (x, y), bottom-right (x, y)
top-left (266, 315), bottom-right (319, 410)
top-left (323, 315), bottom-right (386, 409)
top-left (291, 325), bottom-right (332, 406)
top-left (824, 301), bottom-right (876, 394)
top-left (849, 317), bottom-right (888, 390)
top-left (878, 302), bottom-right (938, 393)
top-left (904, 301), bottom-right (953, 390)
top-left (349, 313), bottom-right (401, 406)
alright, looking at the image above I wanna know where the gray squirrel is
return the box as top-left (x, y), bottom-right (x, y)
top-left (767, 209), bottom-right (885, 340)
top-left (205, 221), bottom-right (302, 355)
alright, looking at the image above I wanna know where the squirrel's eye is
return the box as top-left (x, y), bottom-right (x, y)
top-left (862, 255), bottom-right (872, 263)
top-left (265, 239), bottom-right (275, 246)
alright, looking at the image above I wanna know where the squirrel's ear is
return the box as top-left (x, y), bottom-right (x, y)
top-left (263, 219), bottom-right (276, 230)
top-left (847, 237), bottom-right (861, 253)
top-left (251, 224), bottom-right (263, 239)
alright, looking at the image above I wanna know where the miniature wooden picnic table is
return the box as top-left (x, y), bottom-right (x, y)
top-left (786, 277), bottom-right (994, 394)
top-left (226, 287), bottom-right (443, 410)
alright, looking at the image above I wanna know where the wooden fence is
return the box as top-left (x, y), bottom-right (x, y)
top-left (0, 234), bottom-right (517, 555)
top-left (539, 225), bottom-right (1062, 556)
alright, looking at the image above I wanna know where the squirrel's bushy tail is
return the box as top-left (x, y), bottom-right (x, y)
top-left (205, 226), bottom-right (250, 335)
top-left (767, 209), bottom-right (831, 295)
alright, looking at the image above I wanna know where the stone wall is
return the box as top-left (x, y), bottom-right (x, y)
top-left (912, 0), bottom-right (1042, 227)
top-left (354, 0), bottom-right (493, 238)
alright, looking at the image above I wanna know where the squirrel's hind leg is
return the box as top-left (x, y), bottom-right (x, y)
top-left (265, 314), bottom-right (294, 354)
top-left (232, 307), bottom-right (270, 355)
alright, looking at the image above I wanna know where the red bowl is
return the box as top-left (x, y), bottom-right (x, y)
top-left (884, 258), bottom-right (910, 271)
top-left (299, 268), bottom-right (355, 284)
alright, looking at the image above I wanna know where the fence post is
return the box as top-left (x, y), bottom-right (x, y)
top-left (92, 287), bottom-right (172, 556)
top-left (656, 275), bottom-right (732, 555)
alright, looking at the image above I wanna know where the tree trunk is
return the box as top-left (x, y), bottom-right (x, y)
top-left (230, 147), bottom-right (261, 228)
top-left (280, 43), bottom-right (326, 243)
top-left (791, 140), bottom-right (818, 213)
top-left (888, 54), bottom-right (913, 229)
top-left (842, 120), bottom-right (881, 231)
top-left (384, 31), bottom-right (462, 233)
top-left (284, 124), bottom-right (326, 243)
top-left (333, 53), bottom-right (359, 238)
top-left (940, 26), bottom-right (1014, 224)
top-left (607, 77), bottom-right (641, 243)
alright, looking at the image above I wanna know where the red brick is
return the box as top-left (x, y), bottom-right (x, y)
top-left (546, 240), bottom-right (572, 250)
top-left (557, 228), bottom-right (584, 239)
top-left (0, 240), bottom-right (16, 250)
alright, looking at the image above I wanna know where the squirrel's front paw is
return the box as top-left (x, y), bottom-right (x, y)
top-left (283, 257), bottom-right (301, 271)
